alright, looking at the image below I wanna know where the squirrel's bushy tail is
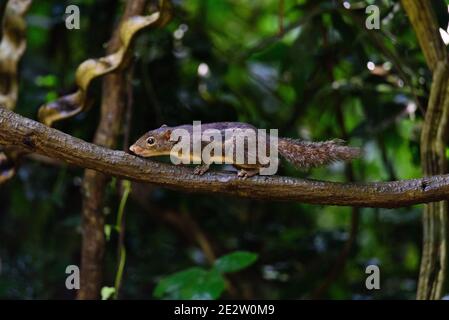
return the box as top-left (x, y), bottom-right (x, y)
top-left (278, 138), bottom-right (360, 169)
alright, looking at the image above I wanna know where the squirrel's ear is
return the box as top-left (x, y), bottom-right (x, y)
top-left (163, 129), bottom-right (172, 140)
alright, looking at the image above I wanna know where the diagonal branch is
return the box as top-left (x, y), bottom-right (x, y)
top-left (3, 108), bottom-right (449, 208)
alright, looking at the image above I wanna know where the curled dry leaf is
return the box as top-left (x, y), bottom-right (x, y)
top-left (0, 0), bottom-right (32, 184)
top-left (37, 12), bottom-right (161, 127)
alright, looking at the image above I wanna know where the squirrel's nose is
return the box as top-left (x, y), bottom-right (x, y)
top-left (130, 145), bottom-right (143, 154)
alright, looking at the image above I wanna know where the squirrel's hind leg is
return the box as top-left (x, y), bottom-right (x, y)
top-left (194, 163), bottom-right (210, 175)
top-left (233, 164), bottom-right (260, 179)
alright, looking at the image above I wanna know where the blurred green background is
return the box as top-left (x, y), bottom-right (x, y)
top-left (1, 0), bottom-right (443, 299)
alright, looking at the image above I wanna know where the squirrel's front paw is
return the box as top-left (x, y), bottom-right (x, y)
top-left (194, 164), bottom-right (210, 175)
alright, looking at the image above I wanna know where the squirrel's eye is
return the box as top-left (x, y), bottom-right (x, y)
top-left (146, 137), bottom-right (155, 145)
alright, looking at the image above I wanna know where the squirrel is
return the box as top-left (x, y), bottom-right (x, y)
top-left (130, 122), bottom-right (361, 178)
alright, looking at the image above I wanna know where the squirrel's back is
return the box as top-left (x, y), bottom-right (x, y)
top-left (174, 122), bottom-right (256, 134)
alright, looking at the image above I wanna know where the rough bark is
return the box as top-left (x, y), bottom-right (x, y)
top-left (417, 63), bottom-right (449, 299)
top-left (401, 0), bottom-right (447, 73)
top-left (4, 108), bottom-right (449, 208)
top-left (402, 0), bottom-right (449, 300)
top-left (78, 0), bottom-right (147, 300)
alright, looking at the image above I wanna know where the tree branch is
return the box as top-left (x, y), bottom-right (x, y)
top-left (3, 108), bottom-right (449, 208)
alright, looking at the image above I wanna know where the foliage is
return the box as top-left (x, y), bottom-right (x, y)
top-left (154, 251), bottom-right (258, 299)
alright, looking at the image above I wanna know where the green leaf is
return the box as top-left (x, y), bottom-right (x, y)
top-left (101, 286), bottom-right (115, 300)
top-left (35, 74), bottom-right (58, 88)
top-left (214, 251), bottom-right (258, 273)
top-left (193, 269), bottom-right (226, 300)
top-left (153, 267), bottom-right (226, 300)
top-left (154, 267), bottom-right (203, 299)
top-left (104, 224), bottom-right (112, 241)
top-left (45, 92), bottom-right (58, 103)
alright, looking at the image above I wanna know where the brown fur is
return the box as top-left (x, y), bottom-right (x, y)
top-left (130, 123), bottom-right (361, 175)
top-left (278, 138), bottom-right (360, 169)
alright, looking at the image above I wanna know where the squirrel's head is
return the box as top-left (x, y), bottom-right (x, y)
top-left (130, 124), bottom-right (177, 157)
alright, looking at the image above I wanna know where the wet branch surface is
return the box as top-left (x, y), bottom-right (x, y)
top-left (2, 108), bottom-right (449, 208)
